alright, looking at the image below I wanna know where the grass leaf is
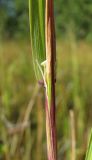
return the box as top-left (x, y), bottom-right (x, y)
top-left (29, 0), bottom-right (46, 79)
top-left (85, 130), bottom-right (92, 160)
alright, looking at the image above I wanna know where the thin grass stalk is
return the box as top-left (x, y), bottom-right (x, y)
top-left (70, 110), bottom-right (76, 160)
top-left (36, 94), bottom-right (43, 160)
top-left (29, 0), bottom-right (57, 159)
top-left (45, 0), bottom-right (57, 160)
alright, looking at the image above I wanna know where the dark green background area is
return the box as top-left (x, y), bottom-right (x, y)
top-left (0, 0), bottom-right (92, 40)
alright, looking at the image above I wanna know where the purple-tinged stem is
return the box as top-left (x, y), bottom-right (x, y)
top-left (45, 0), bottom-right (57, 160)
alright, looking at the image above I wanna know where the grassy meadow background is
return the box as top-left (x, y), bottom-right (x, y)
top-left (0, 0), bottom-right (92, 160)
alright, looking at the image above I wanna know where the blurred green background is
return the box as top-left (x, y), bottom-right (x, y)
top-left (0, 0), bottom-right (92, 160)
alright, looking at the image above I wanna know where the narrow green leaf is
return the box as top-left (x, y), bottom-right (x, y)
top-left (85, 130), bottom-right (92, 160)
top-left (29, 0), bottom-right (46, 80)
top-left (38, 0), bottom-right (45, 52)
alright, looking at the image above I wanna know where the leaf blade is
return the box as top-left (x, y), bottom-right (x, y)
top-left (29, 0), bottom-right (46, 80)
top-left (85, 130), bottom-right (92, 160)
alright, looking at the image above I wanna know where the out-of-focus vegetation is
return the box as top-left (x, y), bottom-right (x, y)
top-left (0, 0), bottom-right (92, 160)
top-left (0, 0), bottom-right (92, 41)
top-left (0, 40), bottom-right (92, 160)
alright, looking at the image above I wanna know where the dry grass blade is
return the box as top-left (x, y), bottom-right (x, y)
top-left (10, 84), bottom-right (40, 157)
top-left (70, 110), bottom-right (76, 160)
